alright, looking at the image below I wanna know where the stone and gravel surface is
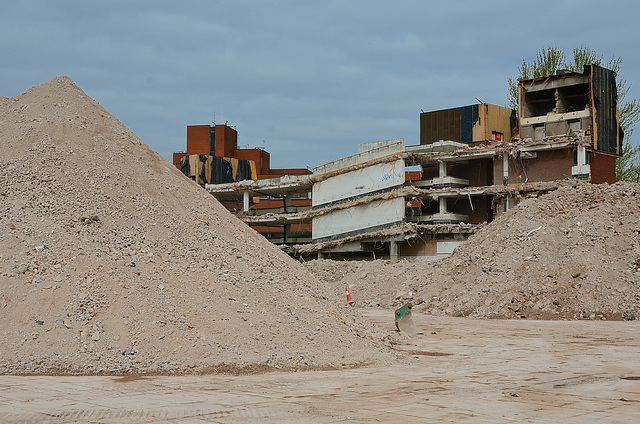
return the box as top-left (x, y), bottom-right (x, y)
top-left (0, 77), bottom-right (402, 375)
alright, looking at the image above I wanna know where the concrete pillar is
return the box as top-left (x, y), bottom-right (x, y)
top-left (243, 191), bottom-right (250, 212)
top-left (317, 250), bottom-right (325, 260)
top-left (503, 155), bottom-right (509, 185)
top-left (389, 240), bottom-right (399, 262)
top-left (439, 197), bottom-right (447, 214)
top-left (502, 155), bottom-right (510, 212)
top-left (439, 161), bottom-right (447, 178)
top-left (282, 194), bottom-right (292, 213)
top-left (577, 145), bottom-right (586, 167)
top-left (284, 223), bottom-right (291, 244)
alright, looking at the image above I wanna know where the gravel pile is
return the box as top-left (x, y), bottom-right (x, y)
top-left (0, 76), bottom-right (398, 375)
top-left (307, 181), bottom-right (640, 320)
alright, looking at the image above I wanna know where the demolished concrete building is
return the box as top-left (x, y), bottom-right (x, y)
top-left (203, 64), bottom-right (623, 260)
top-left (173, 124), bottom-right (313, 243)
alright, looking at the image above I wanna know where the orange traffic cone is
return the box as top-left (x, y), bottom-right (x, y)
top-left (345, 287), bottom-right (355, 305)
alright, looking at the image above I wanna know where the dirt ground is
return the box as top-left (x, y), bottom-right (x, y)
top-left (1, 309), bottom-right (639, 423)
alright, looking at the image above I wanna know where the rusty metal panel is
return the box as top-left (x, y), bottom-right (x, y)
top-left (420, 108), bottom-right (461, 144)
top-left (590, 64), bottom-right (621, 155)
top-left (422, 104), bottom-right (513, 144)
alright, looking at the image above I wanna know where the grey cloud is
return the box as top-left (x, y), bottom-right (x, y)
top-left (2, 1), bottom-right (639, 169)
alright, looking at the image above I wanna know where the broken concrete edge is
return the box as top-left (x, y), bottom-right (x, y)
top-left (206, 135), bottom-right (590, 198)
top-left (237, 179), bottom-right (585, 226)
top-left (284, 178), bottom-right (585, 255)
top-left (287, 222), bottom-right (479, 255)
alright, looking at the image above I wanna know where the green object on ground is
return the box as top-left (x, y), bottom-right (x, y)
top-left (395, 303), bottom-right (412, 322)
top-left (395, 302), bottom-right (423, 334)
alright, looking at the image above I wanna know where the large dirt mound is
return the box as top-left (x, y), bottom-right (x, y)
top-left (306, 182), bottom-right (640, 320)
top-left (0, 77), bottom-right (396, 375)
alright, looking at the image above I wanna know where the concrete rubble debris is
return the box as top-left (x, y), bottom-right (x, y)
top-left (305, 182), bottom-right (640, 320)
top-left (0, 76), bottom-right (399, 375)
top-left (2, 75), bottom-right (638, 382)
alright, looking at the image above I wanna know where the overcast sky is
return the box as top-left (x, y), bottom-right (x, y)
top-left (2, 1), bottom-right (639, 169)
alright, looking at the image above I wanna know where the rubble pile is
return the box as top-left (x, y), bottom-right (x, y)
top-left (0, 77), bottom-right (396, 375)
top-left (307, 181), bottom-right (640, 320)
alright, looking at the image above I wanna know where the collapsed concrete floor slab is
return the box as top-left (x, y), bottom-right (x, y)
top-left (208, 134), bottom-right (616, 261)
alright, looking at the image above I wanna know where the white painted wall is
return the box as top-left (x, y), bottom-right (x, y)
top-left (312, 159), bottom-right (405, 207)
top-left (311, 139), bottom-right (406, 241)
top-left (312, 197), bottom-right (405, 241)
